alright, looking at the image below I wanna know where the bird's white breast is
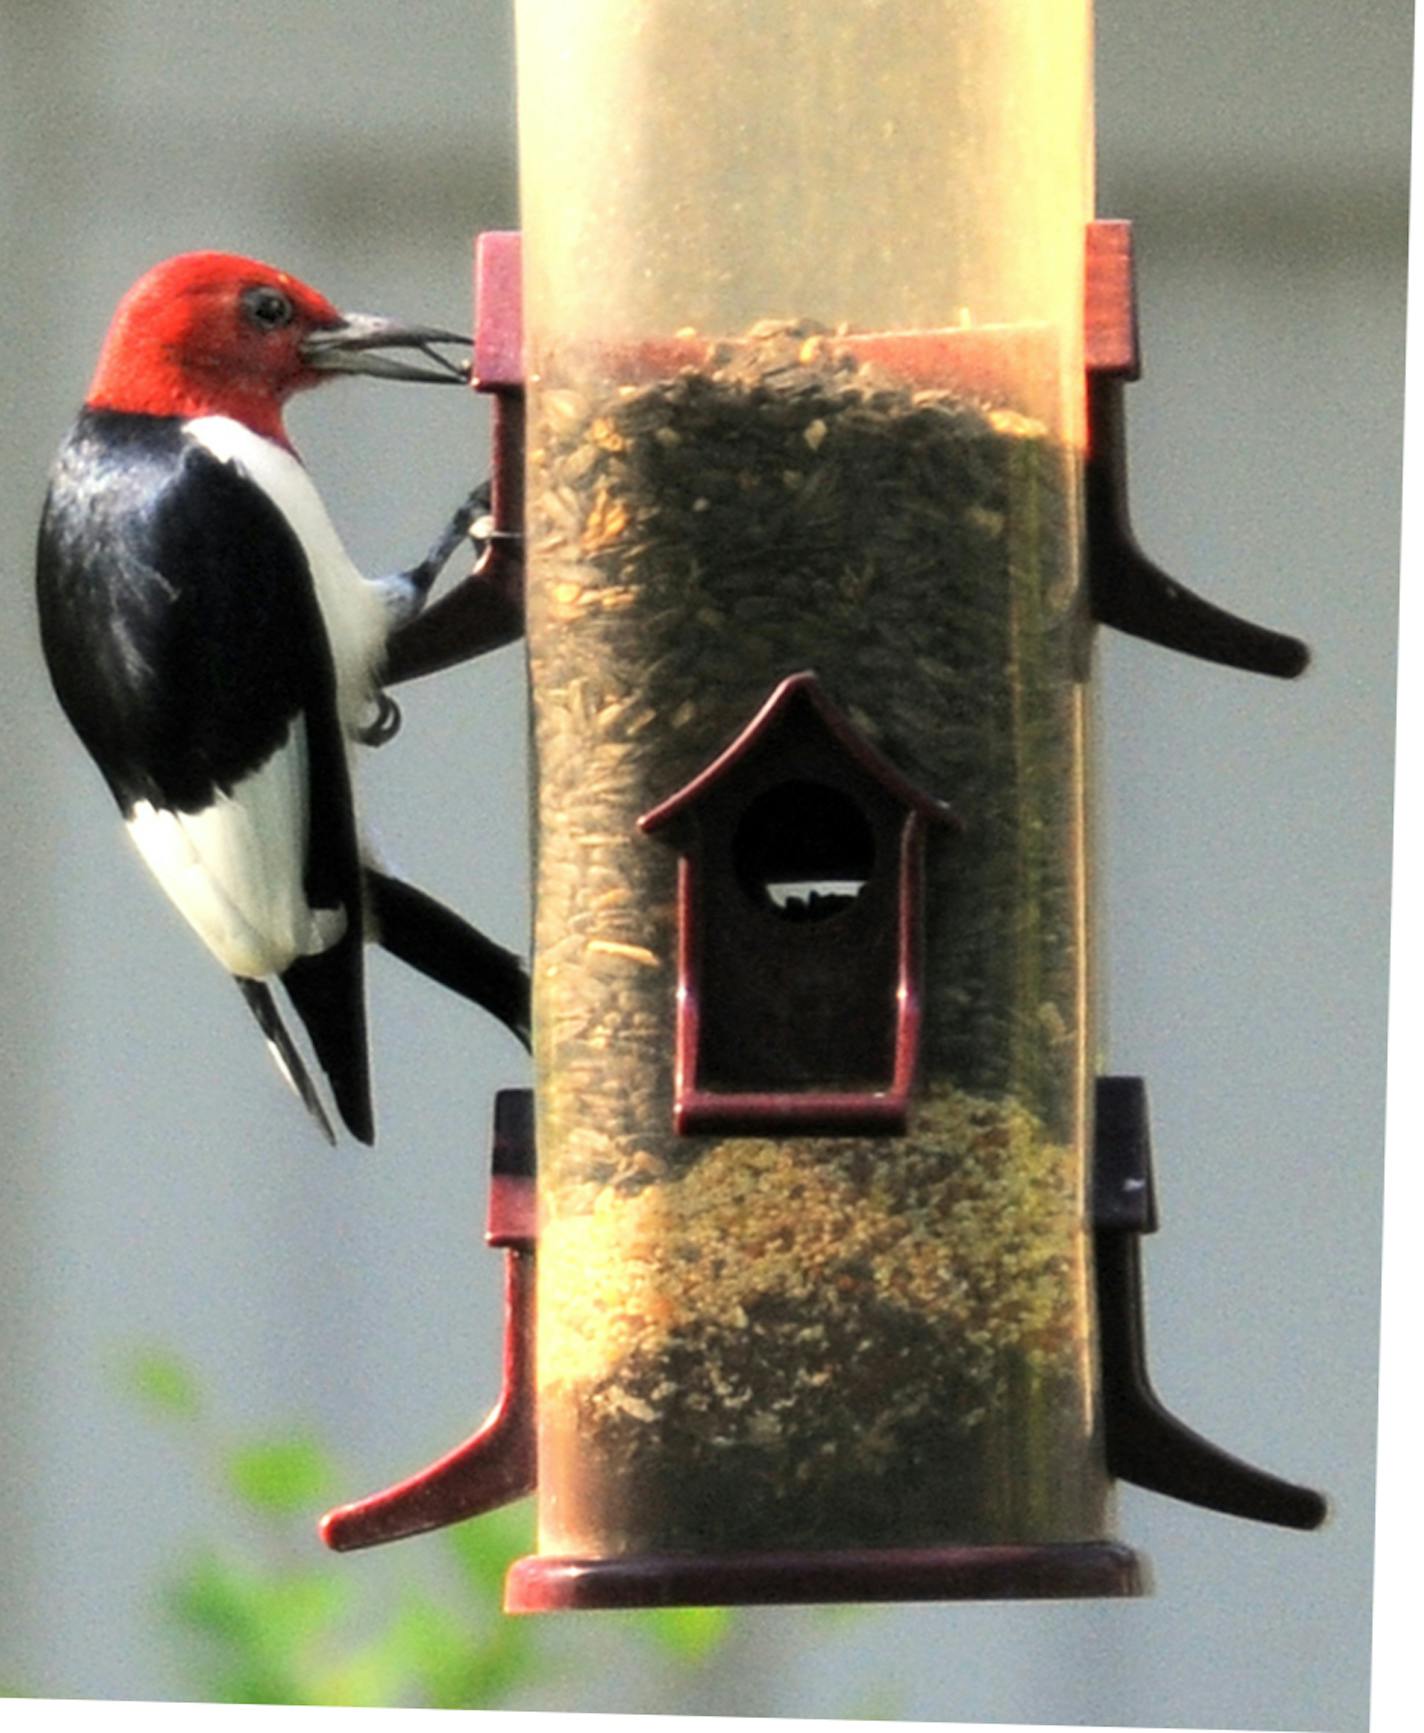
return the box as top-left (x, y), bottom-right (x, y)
top-left (185, 414), bottom-right (390, 729)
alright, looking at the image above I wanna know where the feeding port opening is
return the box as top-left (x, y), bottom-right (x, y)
top-left (733, 779), bottom-right (876, 921)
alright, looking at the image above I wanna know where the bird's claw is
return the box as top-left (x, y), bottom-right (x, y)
top-left (454, 480), bottom-right (492, 541)
top-left (358, 691), bottom-right (403, 747)
top-left (472, 516), bottom-right (522, 549)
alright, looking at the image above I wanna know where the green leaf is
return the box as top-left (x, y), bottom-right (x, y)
top-left (307, 1646), bottom-right (416, 1711)
top-left (119, 1347), bottom-right (202, 1421)
top-left (165, 1551), bottom-right (352, 1707)
top-left (451, 1626), bottom-right (541, 1711)
top-left (167, 1552), bottom-right (266, 1643)
top-left (386, 1594), bottom-right (485, 1708)
top-left (635, 1604), bottom-right (735, 1662)
top-left (443, 1500), bottom-right (534, 1603)
top-left (167, 1552), bottom-right (348, 1645)
top-left (260, 1570), bottom-right (351, 1637)
top-left (317, 1590), bottom-right (499, 1711)
top-left (211, 1667), bottom-right (305, 1708)
top-left (225, 1437), bottom-right (335, 1514)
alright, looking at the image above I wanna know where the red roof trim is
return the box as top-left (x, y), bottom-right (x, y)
top-left (638, 672), bottom-right (960, 836)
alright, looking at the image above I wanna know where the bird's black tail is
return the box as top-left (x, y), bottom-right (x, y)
top-left (239, 878), bottom-right (521, 1146)
top-left (235, 976), bottom-right (337, 1146)
top-left (282, 929), bottom-right (375, 1145)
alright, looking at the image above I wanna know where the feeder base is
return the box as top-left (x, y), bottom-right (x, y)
top-left (504, 1540), bottom-right (1147, 1612)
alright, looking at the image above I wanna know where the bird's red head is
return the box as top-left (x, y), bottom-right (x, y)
top-left (86, 252), bottom-right (469, 445)
top-left (86, 254), bottom-right (348, 442)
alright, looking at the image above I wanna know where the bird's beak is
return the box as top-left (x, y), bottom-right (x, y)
top-left (299, 313), bottom-right (471, 384)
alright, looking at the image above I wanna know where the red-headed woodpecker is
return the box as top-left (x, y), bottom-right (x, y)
top-left (36, 252), bottom-right (528, 1145)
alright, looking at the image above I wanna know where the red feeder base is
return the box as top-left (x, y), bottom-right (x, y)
top-left (504, 1541), bottom-right (1147, 1612)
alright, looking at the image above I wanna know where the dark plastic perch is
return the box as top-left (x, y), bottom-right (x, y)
top-left (1083, 223), bottom-right (1309, 679)
top-left (383, 232), bottom-right (527, 688)
top-left (385, 223), bottom-right (1307, 685)
top-left (320, 1090), bottom-right (538, 1551)
top-left (1087, 376), bottom-right (1309, 678)
top-left (1093, 1076), bottom-right (1328, 1530)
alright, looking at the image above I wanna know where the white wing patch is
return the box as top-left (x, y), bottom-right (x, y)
top-left (127, 717), bottom-right (346, 979)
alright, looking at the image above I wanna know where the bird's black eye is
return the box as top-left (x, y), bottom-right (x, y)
top-left (241, 286), bottom-right (295, 332)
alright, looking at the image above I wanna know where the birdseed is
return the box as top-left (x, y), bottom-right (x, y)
top-left (526, 321), bottom-right (1100, 1554)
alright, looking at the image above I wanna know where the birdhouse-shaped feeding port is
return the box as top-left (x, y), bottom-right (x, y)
top-left (321, 0), bottom-right (1328, 1611)
top-left (638, 671), bottom-right (957, 1136)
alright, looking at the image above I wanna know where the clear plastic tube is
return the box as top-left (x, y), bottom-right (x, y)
top-left (518, 0), bottom-right (1093, 434)
top-left (517, 0), bottom-right (1103, 1560)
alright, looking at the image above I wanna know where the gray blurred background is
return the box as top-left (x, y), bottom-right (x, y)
top-left (0, 2), bottom-right (1408, 1727)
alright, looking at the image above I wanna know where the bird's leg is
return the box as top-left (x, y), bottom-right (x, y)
top-left (383, 391), bottom-right (527, 688)
top-left (356, 691), bottom-right (403, 747)
top-left (358, 481), bottom-right (502, 746)
top-left (365, 869), bottom-right (531, 1051)
top-left (375, 480), bottom-right (493, 630)
top-left (407, 479), bottom-right (496, 607)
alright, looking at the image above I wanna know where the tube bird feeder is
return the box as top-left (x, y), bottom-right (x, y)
top-left (322, 0), bottom-right (1326, 1609)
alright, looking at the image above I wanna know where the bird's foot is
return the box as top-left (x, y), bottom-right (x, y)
top-left (357, 690), bottom-right (403, 747)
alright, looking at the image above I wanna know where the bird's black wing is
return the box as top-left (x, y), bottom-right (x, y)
top-left (36, 408), bottom-right (373, 1142)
